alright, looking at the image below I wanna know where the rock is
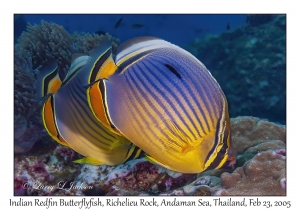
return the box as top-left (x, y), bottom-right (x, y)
top-left (73, 159), bottom-right (197, 196)
top-left (235, 139), bottom-right (286, 167)
top-left (244, 140), bottom-right (286, 154)
top-left (217, 149), bottom-right (286, 195)
top-left (14, 144), bottom-right (81, 196)
top-left (231, 116), bottom-right (286, 154)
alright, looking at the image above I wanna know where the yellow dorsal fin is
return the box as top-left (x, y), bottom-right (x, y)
top-left (35, 60), bottom-right (62, 98)
top-left (73, 156), bottom-right (104, 165)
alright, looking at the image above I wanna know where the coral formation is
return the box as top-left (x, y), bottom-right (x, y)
top-left (15, 20), bottom-right (73, 75)
top-left (14, 49), bottom-right (40, 123)
top-left (246, 14), bottom-right (275, 27)
top-left (230, 116), bottom-right (285, 167)
top-left (218, 149), bottom-right (286, 195)
top-left (230, 116), bottom-right (286, 154)
top-left (14, 49), bottom-right (46, 154)
top-left (73, 159), bottom-right (197, 196)
top-left (186, 15), bottom-right (286, 124)
top-left (71, 32), bottom-right (120, 56)
top-left (14, 143), bottom-right (81, 196)
top-left (15, 20), bottom-right (120, 76)
top-left (212, 117), bottom-right (286, 195)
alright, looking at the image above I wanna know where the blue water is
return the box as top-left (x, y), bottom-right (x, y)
top-left (14, 14), bottom-right (286, 124)
top-left (18, 14), bottom-right (247, 47)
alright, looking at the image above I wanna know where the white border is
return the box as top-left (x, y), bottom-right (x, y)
top-left (3, 0), bottom-right (298, 209)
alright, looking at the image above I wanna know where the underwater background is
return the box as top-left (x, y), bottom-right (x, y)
top-left (15, 14), bottom-right (286, 125)
top-left (15, 14), bottom-right (248, 46)
top-left (14, 14), bottom-right (286, 196)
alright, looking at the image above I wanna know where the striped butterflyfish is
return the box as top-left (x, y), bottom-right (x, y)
top-left (37, 41), bottom-right (144, 165)
top-left (87, 37), bottom-right (236, 173)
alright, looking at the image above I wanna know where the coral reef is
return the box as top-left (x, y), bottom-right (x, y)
top-left (72, 159), bottom-right (197, 196)
top-left (246, 14), bottom-right (275, 27)
top-left (217, 149), bottom-right (286, 195)
top-left (71, 32), bottom-right (120, 56)
top-left (15, 20), bottom-right (120, 76)
top-left (14, 49), bottom-right (39, 123)
top-left (15, 20), bottom-right (73, 74)
top-left (14, 49), bottom-right (46, 154)
top-left (212, 117), bottom-right (286, 195)
top-left (230, 116), bottom-right (285, 167)
top-left (186, 15), bottom-right (286, 124)
top-left (14, 144), bottom-right (81, 196)
top-left (158, 176), bottom-right (220, 196)
top-left (14, 116), bottom-right (286, 196)
top-left (14, 20), bottom-right (120, 153)
top-left (230, 116), bottom-right (286, 154)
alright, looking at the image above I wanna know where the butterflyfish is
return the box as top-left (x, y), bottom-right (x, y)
top-left (38, 41), bottom-right (144, 165)
top-left (87, 37), bottom-right (235, 173)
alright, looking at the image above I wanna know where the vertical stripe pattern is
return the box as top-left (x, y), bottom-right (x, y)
top-left (100, 37), bottom-right (233, 173)
top-left (41, 54), bottom-right (142, 166)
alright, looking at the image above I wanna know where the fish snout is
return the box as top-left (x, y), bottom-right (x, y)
top-left (224, 146), bottom-right (236, 169)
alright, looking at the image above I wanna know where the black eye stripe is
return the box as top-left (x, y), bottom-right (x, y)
top-left (164, 64), bottom-right (181, 79)
top-left (206, 127), bottom-right (230, 170)
top-left (43, 67), bottom-right (58, 96)
top-left (221, 128), bottom-right (229, 152)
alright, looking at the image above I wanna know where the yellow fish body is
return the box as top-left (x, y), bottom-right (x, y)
top-left (37, 41), bottom-right (144, 165)
top-left (87, 37), bottom-right (235, 173)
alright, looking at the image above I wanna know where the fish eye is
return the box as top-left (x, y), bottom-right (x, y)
top-left (220, 147), bottom-right (226, 154)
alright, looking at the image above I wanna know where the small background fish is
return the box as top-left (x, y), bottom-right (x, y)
top-left (132, 23), bottom-right (144, 29)
top-left (114, 17), bottom-right (123, 29)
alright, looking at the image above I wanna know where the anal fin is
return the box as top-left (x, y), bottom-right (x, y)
top-left (73, 156), bottom-right (104, 165)
top-left (145, 155), bottom-right (170, 169)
